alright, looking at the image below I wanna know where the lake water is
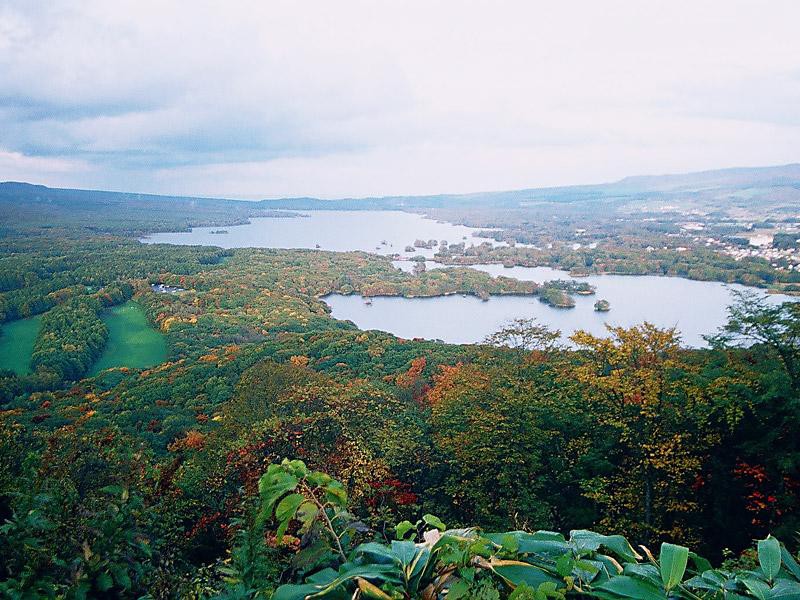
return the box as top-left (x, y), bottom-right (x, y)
top-left (89, 301), bottom-right (168, 375)
top-left (142, 210), bottom-right (505, 259)
top-left (326, 264), bottom-right (788, 347)
top-left (140, 210), bottom-right (791, 348)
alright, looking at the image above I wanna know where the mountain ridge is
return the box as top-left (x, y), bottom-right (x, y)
top-left (3, 162), bottom-right (799, 210)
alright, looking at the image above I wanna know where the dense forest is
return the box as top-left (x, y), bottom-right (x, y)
top-left (1, 186), bottom-right (800, 599)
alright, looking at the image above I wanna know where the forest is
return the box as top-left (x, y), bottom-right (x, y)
top-left (1, 190), bottom-right (800, 599)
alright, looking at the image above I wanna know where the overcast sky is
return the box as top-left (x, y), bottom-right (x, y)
top-left (1, 1), bottom-right (799, 199)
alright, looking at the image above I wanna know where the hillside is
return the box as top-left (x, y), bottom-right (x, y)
top-left (3, 163), bottom-right (800, 234)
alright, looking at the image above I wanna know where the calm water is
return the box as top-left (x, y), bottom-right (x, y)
top-left (142, 210), bottom-right (504, 259)
top-left (141, 210), bottom-right (790, 347)
top-left (326, 264), bottom-right (789, 347)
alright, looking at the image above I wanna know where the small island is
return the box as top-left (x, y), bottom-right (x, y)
top-left (209, 229), bottom-right (229, 234)
top-left (545, 279), bottom-right (596, 295)
top-left (594, 299), bottom-right (611, 312)
top-left (538, 287), bottom-right (575, 308)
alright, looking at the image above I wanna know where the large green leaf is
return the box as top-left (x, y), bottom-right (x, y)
top-left (407, 547), bottom-right (433, 591)
top-left (306, 568), bottom-right (339, 585)
top-left (394, 520), bottom-right (415, 540)
top-left (273, 564), bottom-right (402, 600)
top-left (741, 577), bottom-right (770, 600)
top-left (659, 542), bottom-right (689, 591)
top-left (487, 559), bottom-right (562, 590)
top-left (758, 536), bottom-right (781, 581)
top-left (781, 546), bottom-right (800, 581)
top-left (355, 542), bottom-right (402, 565)
top-left (688, 551), bottom-right (713, 575)
top-left (592, 575), bottom-right (667, 600)
top-left (623, 563), bottom-right (661, 587)
top-left (591, 553), bottom-right (625, 579)
top-left (258, 470), bottom-right (299, 516)
top-left (356, 577), bottom-right (394, 599)
top-left (570, 530), bottom-right (642, 562)
top-left (272, 582), bottom-right (328, 600)
top-left (422, 514), bottom-right (446, 531)
top-left (767, 578), bottom-right (800, 598)
top-left (374, 539), bottom-right (431, 592)
top-left (324, 481), bottom-right (348, 506)
top-left (486, 531), bottom-right (570, 556)
top-left (276, 493), bottom-right (305, 523)
top-left (390, 540), bottom-right (418, 570)
top-left (296, 501), bottom-right (319, 529)
top-left (685, 569), bottom-right (731, 593)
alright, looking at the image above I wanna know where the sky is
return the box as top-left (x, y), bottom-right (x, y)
top-left (1, 0), bottom-right (799, 199)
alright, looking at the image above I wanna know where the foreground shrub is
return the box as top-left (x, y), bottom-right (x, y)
top-left (261, 460), bottom-right (800, 600)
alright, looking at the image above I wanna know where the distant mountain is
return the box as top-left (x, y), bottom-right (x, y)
top-left (0, 181), bottom-right (254, 210)
top-left (256, 163), bottom-right (800, 210)
top-left (0, 181), bottom-right (292, 235)
top-left (612, 163), bottom-right (800, 193)
top-left (3, 163), bottom-right (799, 233)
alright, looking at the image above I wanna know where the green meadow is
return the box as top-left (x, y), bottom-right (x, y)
top-left (0, 314), bottom-right (42, 375)
top-left (89, 301), bottom-right (167, 375)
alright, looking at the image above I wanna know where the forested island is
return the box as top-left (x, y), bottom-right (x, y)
top-left (594, 299), bottom-right (611, 312)
top-left (1, 181), bottom-right (800, 599)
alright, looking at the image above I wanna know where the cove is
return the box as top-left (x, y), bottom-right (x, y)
top-left (141, 210), bottom-right (793, 348)
top-left (324, 269), bottom-right (789, 348)
top-left (0, 314), bottom-right (42, 375)
top-left (90, 301), bottom-right (168, 375)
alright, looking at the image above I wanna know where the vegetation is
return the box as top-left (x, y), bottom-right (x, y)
top-left (1, 184), bottom-right (800, 597)
top-left (0, 182), bottom-right (301, 237)
top-left (0, 315), bottom-right (42, 374)
top-left (594, 300), bottom-right (610, 312)
top-left (538, 288), bottom-right (575, 308)
top-left (434, 242), bottom-right (795, 291)
top-left (89, 301), bottom-right (168, 375)
top-left (30, 296), bottom-right (110, 381)
top-left (264, 460), bottom-right (800, 600)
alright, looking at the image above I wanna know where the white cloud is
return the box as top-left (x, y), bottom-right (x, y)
top-left (1, 0), bottom-right (798, 197)
top-left (0, 149), bottom-right (90, 182)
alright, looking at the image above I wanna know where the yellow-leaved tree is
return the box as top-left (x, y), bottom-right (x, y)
top-left (569, 323), bottom-right (720, 546)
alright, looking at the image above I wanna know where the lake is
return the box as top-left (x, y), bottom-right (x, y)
top-left (0, 314), bottom-right (42, 375)
top-left (142, 210), bottom-right (506, 258)
top-left (140, 210), bottom-right (791, 347)
top-left (89, 301), bottom-right (168, 375)
top-left (325, 264), bottom-right (789, 347)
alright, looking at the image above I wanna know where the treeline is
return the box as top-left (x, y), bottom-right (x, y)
top-left (0, 283), bottom-right (134, 396)
top-left (0, 238), bottom-right (230, 322)
top-left (29, 283), bottom-right (135, 381)
top-left (436, 241), bottom-right (795, 288)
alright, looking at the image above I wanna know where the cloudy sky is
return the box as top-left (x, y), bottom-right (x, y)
top-left (1, 1), bottom-right (799, 199)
